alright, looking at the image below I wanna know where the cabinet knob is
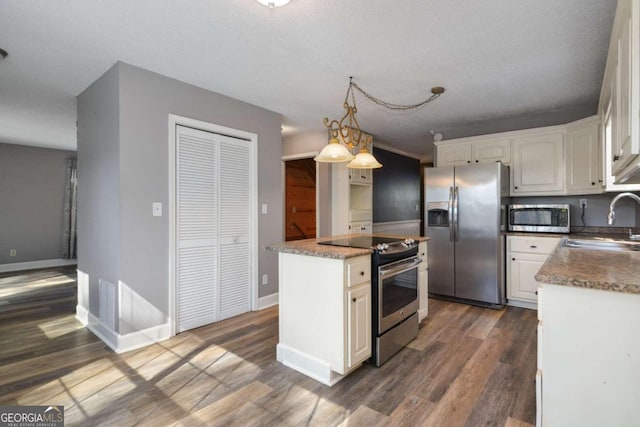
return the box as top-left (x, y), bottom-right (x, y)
top-left (535, 291), bottom-right (538, 295)
top-left (475, 160), bottom-right (479, 163)
top-left (361, 175), bottom-right (366, 179)
top-left (613, 155), bottom-right (620, 161)
top-left (530, 245), bottom-right (537, 248)
top-left (512, 257), bottom-right (516, 261)
top-left (360, 271), bottom-right (365, 276)
top-left (352, 297), bottom-right (356, 303)
top-left (467, 160), bottom-right (471, 164)
top-left (598, 179), bottom-right (603, 183)
top-left (514, 186), bottom-right (518, 190)
top-left (592, 182), bottom-right (595, 185)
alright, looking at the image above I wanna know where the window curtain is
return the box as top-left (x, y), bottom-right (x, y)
top-left (61, 157), bottom-right (78, 259)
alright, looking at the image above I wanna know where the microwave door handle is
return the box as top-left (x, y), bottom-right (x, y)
top-left (448, 186), bottom-right (454, 242)
top-left (454, 186), bottom-right (459, 242)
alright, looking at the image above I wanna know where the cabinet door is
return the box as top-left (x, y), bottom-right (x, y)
top-left (612, 12), bottom-right (638, 174)
top-left (566, 122), bottom-right (602, 194)
top-left (472, 139), bottom-right (511, 165)
top-left (507, 252), bottom-right (548, 303)
top-left (349, 221), bottom-right (372, 234)
top-left (349, 168), bottom-right (372, 184)
top-left (512, 132), bottom-right (564, 195)
top-left (347, 285), bottom-right (371, 368)
top-left (437, 143), bottom-right (472, 167)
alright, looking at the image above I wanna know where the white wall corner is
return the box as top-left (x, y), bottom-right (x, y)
top-left (258, 292), bottom-right (279, 310)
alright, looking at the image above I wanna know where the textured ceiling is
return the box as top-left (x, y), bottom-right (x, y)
top-left (0, 0), bottom-right (617, 161)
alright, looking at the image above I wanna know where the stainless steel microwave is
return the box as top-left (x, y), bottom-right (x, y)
top-left (508, 204), bottom-right (570, 233)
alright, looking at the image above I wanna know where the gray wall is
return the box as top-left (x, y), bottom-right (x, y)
top-left (282, 131), bottom-right (332, 237)
top-left (77, 62), bottom-right (282, 334)
top-left (77, 65), bottom-right (121, 317)
top-left (0, 143), bottom-right (76, 264)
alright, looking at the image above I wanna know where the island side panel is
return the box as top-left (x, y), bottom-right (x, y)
top-left (278, 252), bottom-right (347, 372)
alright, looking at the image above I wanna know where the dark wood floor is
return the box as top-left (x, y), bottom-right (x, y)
top-left (0, 268), bottom-right (537, 426)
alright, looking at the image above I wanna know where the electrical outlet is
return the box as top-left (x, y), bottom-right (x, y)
top-left (262, 274), bottom-right (269, 286)
top-left (580, 199), bottom-right (587, 208)
top-left (9, 249), bottom-right (16, 257)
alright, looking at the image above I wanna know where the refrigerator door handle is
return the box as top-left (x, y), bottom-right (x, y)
top-left (448, 186), bottom-right (454, 242)
top-left (453, 186), bottom-right (460, 241)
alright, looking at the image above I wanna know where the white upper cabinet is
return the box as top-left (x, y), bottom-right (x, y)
top-left (600, 0), bottom-right (640, 184)
top-left (436, 142), bottom-right (472, 166)
top-left (511, 131), bottom-right (565, 195)
top-left (436, 139), bottom-right (510, 167)
top-left (472, 139), bottom-right (511, 165)
top-left (565, 117), bottom-right (603, 194)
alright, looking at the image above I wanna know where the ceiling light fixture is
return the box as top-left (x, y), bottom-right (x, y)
top-left (0, 48), bottom-right (8, 63)
top-left (255, 0), bottom-right (290, 8)
top-left (316, 77), bottom-right (382, 169)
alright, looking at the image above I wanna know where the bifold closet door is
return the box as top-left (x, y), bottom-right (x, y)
top-left (176, 125), bottom-right (252, 332)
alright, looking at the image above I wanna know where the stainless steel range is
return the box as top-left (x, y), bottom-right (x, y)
top-left (318, 236), bottom-right (421, 366)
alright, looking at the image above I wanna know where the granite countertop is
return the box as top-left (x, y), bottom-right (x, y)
top-left (266, 234), bottom-right (429, 260)
top-left (535, 237), bottom-right (640, 294)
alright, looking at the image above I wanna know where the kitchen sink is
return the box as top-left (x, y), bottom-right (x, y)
top-left (563, 238), bottom-right (640, 252)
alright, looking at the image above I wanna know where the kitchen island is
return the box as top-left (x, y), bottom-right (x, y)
top-left (534, 238), bottom-right (640, 427)
top-left (267, 235), bottom-right (428, 386)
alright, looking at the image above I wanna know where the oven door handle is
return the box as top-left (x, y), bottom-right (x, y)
top-left (379, 257), bottom-right (422, 277)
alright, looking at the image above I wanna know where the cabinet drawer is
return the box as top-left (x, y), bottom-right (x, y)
top-left (347, 259), bottom-right (371, 287)
top-left (509, 236), bottom-right (560, 254)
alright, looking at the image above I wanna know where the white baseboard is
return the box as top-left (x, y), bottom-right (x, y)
top-left (373, 220), bottom-right (421, 236)
top-left (257, 292), bottom-right (279, 310)
top-left (507, 299), bottom-right (538, 310)
top-left (418, 308), bottom-right (429, 322)
top-left (86, 312), bottom-right (171, 354)
top-left (0, 258), bottom-right (77, 273)
top-left (76, 305), bottom-right (89, 325)
top-left (276, 343), bottom-right (352, 386)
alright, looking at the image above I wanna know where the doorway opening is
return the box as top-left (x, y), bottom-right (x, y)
top-left (284, 158), bottom-right (316, 241)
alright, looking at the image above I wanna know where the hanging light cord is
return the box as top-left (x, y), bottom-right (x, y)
top-left (349, 77), bottom-right (445, 111)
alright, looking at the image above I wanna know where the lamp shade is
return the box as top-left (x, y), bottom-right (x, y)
top-left (256, 0), bottom-right (290, 7)
top-left (314, 138), bottom-right (355, 163)
top-left (347, 148), bottom-right (382, 169)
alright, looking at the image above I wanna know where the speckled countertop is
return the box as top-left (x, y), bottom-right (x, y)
top-left (266, 234), bottom-right (429, 260)
top-left (535, 237), bottom-right (640, 294)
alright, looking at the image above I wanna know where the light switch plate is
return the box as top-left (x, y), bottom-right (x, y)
top-left (152, 202), bottom-right (162, 216)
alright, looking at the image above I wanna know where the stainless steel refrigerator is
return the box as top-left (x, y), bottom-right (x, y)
top-left (424, 162), bottom-right (509, 307)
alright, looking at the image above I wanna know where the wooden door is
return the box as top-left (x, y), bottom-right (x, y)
top-left (285, 158), bottom-right (316, 241)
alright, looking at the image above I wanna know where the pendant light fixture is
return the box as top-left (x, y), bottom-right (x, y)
top-left (255, 0), bottom-right (290, 8)
top-left (317, 77), bottom-right (382, 169)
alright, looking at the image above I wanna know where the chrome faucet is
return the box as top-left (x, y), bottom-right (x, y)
top-left (607, 192), bottom-right (640, 240)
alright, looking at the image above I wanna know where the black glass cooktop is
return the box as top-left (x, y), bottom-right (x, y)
top-left (317, 236), bottom-right (401, 249)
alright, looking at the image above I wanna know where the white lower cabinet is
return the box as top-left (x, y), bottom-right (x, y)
top-left (506, 236), bottom-right (560, 309)
top-left (537, 284), bottom-right (640, 426)
top-left (347, 285), bottom-right (371, 367)
top-left (277, 253), bottom-right (371, 386)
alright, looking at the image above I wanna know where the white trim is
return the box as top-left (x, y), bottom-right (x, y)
top-left (86, 312), bottom-right (171, 354)
top-left (276, 343), bottom-right (348, 386)
top-left (418, 308), bottom-right (429, 322)
top-left (168, 114), bottom-right (258, 337)
top-left (0, 259), bottom-right (77, 273)
top-left (76, 305), bottom-right (89, 325)
top-left (282, 152), bottom-right (318, 161)
top-left (257, 292), bottom-right (279, 310)
top-left (433, 123), bottom-right (567, 147)
top-left (373, 142), bottom-right (422, 160)
top-left (507, 299), bottom-right (538, 310)
top-left (281, 151), bottom-right (320, 239)
top-left (372, 220), bottom-right (421, 236)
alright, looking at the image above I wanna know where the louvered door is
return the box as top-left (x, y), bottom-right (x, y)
top-left (176, 125), bottom-right (252, 332)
